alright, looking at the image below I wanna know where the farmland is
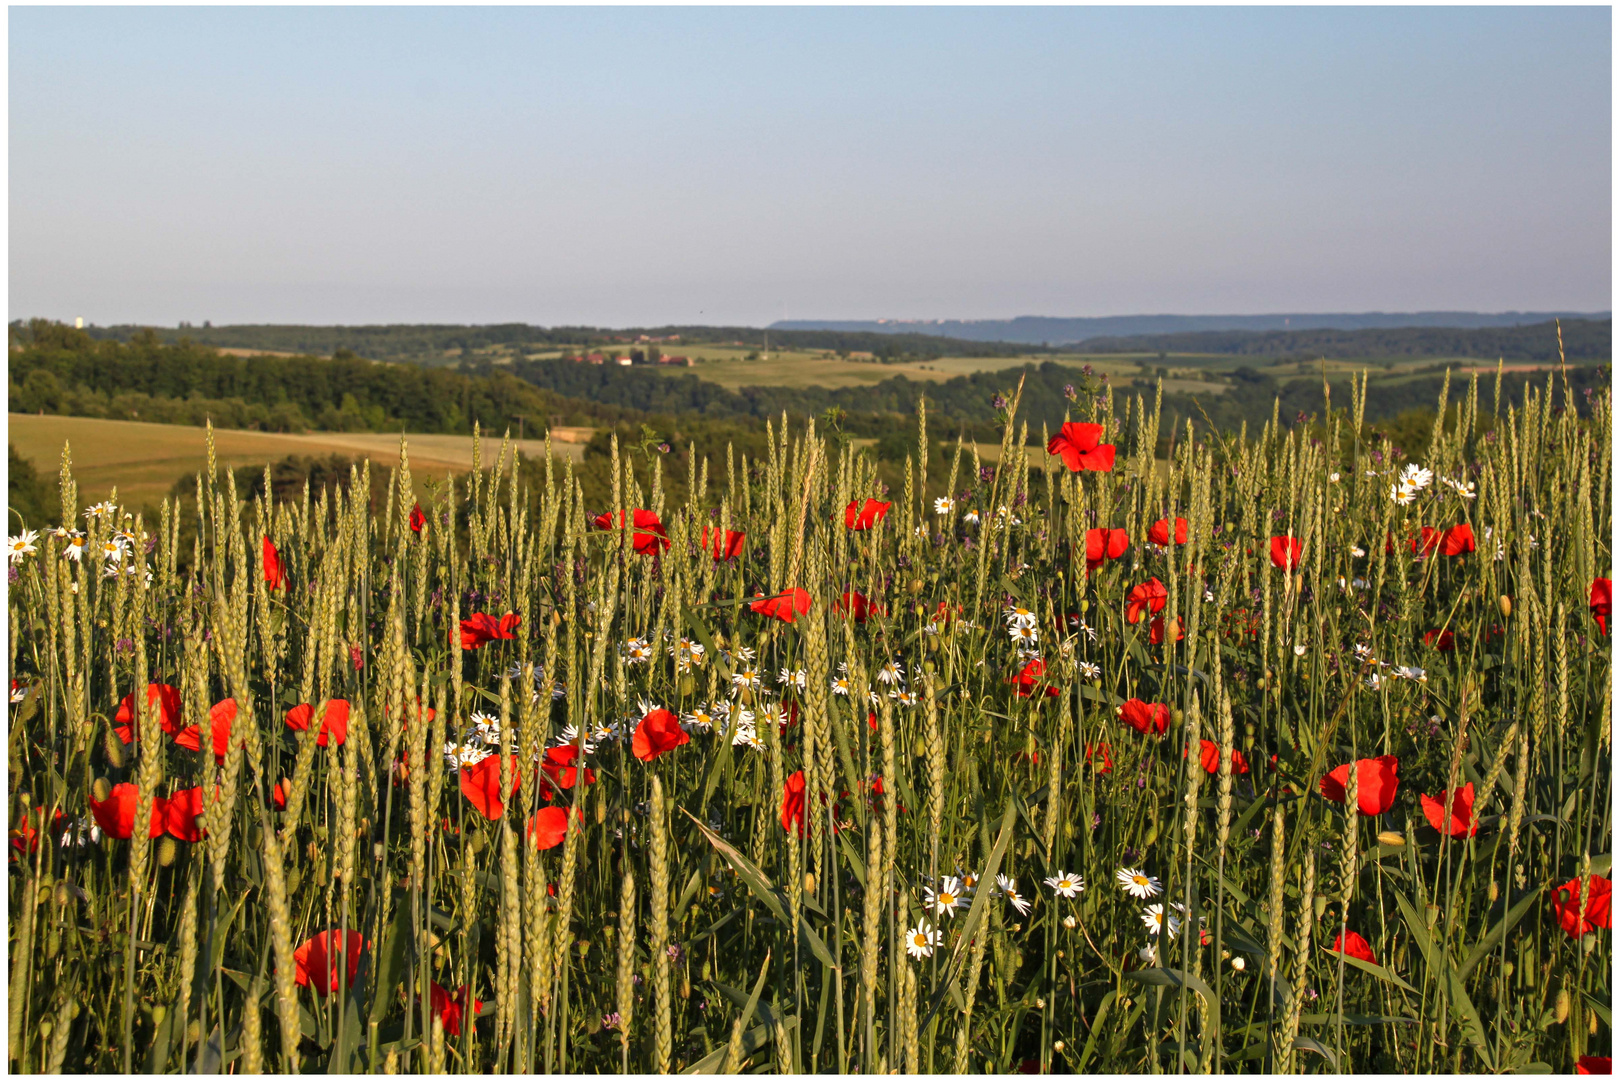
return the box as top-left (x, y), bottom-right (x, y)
top-left (4, 373), bottom-right (1611, 1074)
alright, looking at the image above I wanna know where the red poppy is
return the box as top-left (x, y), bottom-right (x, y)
top-left (164, 786), bottom-right (207, 843)
top-left (1084, 742), bottom-right (1114, 774)
top-left (1591, 579), bottom-right (1611, 636)
top-left (932, 600), bottom-right (963, 626)
top-left (836, 591), bottom-right (884, 623)
top-left (384, 698), bottom-right (436, 731)
top-left (312, 700), bottom-right (351, 748)
top-left (113, 683), bottom-right (184, 744)
top-left (10, 807), bottom-right (66, 858)
top-left (867, 710), bottom-right (879, 732)
top-left (88, 782), bottom-right (165, 840)
top-left (843, 499), bottom-right (891, 531)
top-left (1046, 422), bottom-right (1116, 473)
top-left (1409, 527), bottom-right (1443, 557)
top-left (593, 508), bottom-right (671, 555)
top-left (1125, 578), bottom-right (1168, 624)
top-left (174, 697), bottom-right (236, 762)
top-left (539, 745), bottom-right (596, 798)
top-left (781, 770), bottom-right (807, 837)
top-left (272, 779), bottom-right (290, 811)
top-left (426, 982), bottom-right (483, 1037)
top-left (1269, 536), bottom-right (1302, 570)
top-left (459, 754), bottom-right (522, 820)
top-left (293, 929), bottom-right (367, 996)
top-left (409, 503), bottom-right (427, 534)
top-left (527, 806), bottom-right (582, 851)
top-left (1010, 659), bottom-right (1060, 699)
top-left (702, 526), bottom-right (746, 561)
top-left (1550, 876), bottom-right (1612, 939)
top-left (1319, 755), bottom-right (1400, 817)
top-left (1422, 629), bottom-right (1456, 651)
top-left (1578, 1057), bottom-right (1613, 1075)
top-left (262, 536), bottom-right (287, 590)
top-left (1118, 699), bottom-right (1170, 738)
top-left (460, 611), bottom-right (522, 650)
top-left (1148, 616), bottom-right (1184, 645)
top-left (1420, 783), bottom-right (1478, 838)
top-left (1147, 517), bottom-right (1188, 546)
top-left (750, 588), bottom-right (813, 624)
top-left (632, 708), bottom-right (689, 763)
top-left (1440, 524), bottom-right (1475, 557)
top-left (1325, 930), bottom-right (1376, 964)
top-left (1193, 740), bottom-right (1249, 776)
top-left (1084, 528), bottom-right (1129, 572)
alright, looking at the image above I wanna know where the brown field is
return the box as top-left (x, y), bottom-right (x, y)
top-left (7, 414), bottom-right (590, 510)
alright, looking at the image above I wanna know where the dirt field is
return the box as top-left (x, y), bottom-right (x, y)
top-left (7, 414), bottom-right (590, 510)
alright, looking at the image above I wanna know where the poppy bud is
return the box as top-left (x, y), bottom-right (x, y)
top-left (1053, 1041), bottom-right (1066, 1054)
top-left (157, 837), bottom-right (179, 867)
top-left (92, 777), bottom-right (111, 803)
top-left (104, 729), bottom-right (125, 768)
top-left (1591, 1011), bottom-right (1600, 1035)
top-left (38, 1016), bottom-right (52, 1039)
top-left (908, 578), bottom-right (924, 595)
top-left (1314, 896), bottom-right (1327, 919)
top-left (1556, 988), bottom-right (1570, 1024)
top-left (1499, 595), bottom-right (1512, 617)
top-left (186, 1019), bottom-right (201, 1044)
top-left (1376, 830), bottom-right (1404, 847)
top-left (803, 873), bottom-right (816, 893)
top-left (1488, 880), bottom-right (1499, 903)
top-left (468, 832), bottom-right (486, 854)
top-left (677, 675), bottom-right (695, 698)
top-left (1503, 961), bottom-right (1514, 977)
top-left (1171, 708), bottom-right (1184, 725)
top-left (53, 881), bottom-right (70, 908)
top-left (1079, 600), bottom-right (1089, 614)
top-left (595, 798), bottom-right (607, 825)
top-left (680, 977), bottom-right (690, 1000)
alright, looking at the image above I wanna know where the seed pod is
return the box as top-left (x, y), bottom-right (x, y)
top-left (803, 873), bottom-right (816, 893)
top-left (1499, 595), bottom-right (1512, 618)
top-left (103, 729), bottom-right (126, 768)
top-left (1488, 880), bottom-right (1499, 903)
top-left (1556, 987), bottom-right (1571, 1024)
top-left (92, 777), bottom-right (111, 803)
top-left (1376, 830), bottom-right (1404, 848)
top-left (156, 836), bottom-right (179, 867)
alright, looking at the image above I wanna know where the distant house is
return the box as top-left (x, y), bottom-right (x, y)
top-left (616, 356), bottom-right (633, 366)
top-left (658, 355), bottom-right (693, 367)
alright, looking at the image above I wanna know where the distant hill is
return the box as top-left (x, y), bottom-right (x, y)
top-left (1071, 319), bottom-right (1610, 363)
top-left (772, 311), bottom-right (1609, 345)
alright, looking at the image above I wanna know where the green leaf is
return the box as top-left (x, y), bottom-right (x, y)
top-left (836, 827), bottom-right (867, 889)
top-left (1583, 992), bottom-right (1612, 1029)
top-left (1391, 890), bottom-right (1439, 974)
top-left (1075, 990), bottom-right (1115, 1072)
top-left (1292, 1034), bottom-right (1339, 1068)
top-left (1335, 953), bottom-right (1419, 994)
top-left (1126, 967), bottom-right (1217, 1011)
top-left (1459, 888), bottom-right (1539, 978)
top-left (681, 1017), bottom-right (797, 1074)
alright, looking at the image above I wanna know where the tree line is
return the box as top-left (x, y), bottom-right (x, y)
top-left (1073, 318), bottom-right (1610, 362)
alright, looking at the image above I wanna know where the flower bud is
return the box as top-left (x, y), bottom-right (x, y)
top-left (1376, 830), bottom-right (1404, 848)
top-left (103, 729), bottom-right (126, 769)
top-left (1498, 595), bottom-right (1512, 618)
top-left (92, 777), bottom-right (111, 803)
top-left (1556, 987), bottom-right (1570, 1024)
top-left (1231, 956), bottom-right (1246, 971)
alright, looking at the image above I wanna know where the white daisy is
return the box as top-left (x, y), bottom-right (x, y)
top-left (7, 530), bottom-right (39, 565)
top-left (470, 712), bottom-right (501, 743)
top-left (1045, 873), bottom-right (1085, 898)
top-left (1141, 904), bottom-right (1180, 938)
top-left (1077, 661), bottom-right (1101, 680)
top-left (1350, 545), bottom-right (1366, 557)
top-left (889, 689), bottom-right (919, 707)
top-left (996, 874), bottom-right (1032, 916)
top-left (1008, 624), bottom-right (1039, 647)
top-left (923, 876), bottom-right (965, 917)
top-left (1139, 944), bottom-right (1158, 964)
top-left (1293, 644), bottom-right (1308, 657)
top-left (1003, 604), bottom-right (1037, 629)
top-left (63, 533), bottom-right (88, 562)
top-left (732, 668), bottom-right (762, 691)
top-left (876, 660), bottom-right (905, 686)
top-left (777, 668), bottom-right (807, 692)
top-left (731, 724), bottom-right (764, 751)
top-left (99, 537), bottom-right (128, 563)
top-left (680, 706), bottom-right (715, 733)
top-left (1327, 472), bottom-right (1340, 483)
top-left (830, 674), bottom-right (851, 696)
top-left (623, 638), bottom-right (653, 665)
top-left (962, 510), bottom-right (980, 525)
top-left (905, 921), bottom-right (942, 959)
top-left (1115, 868), bottom-right (1162, 899)
top-left (1400, 464), bottom-right (1433, 491)
top-left (933, 496), bottom-right (954, 516)
top-left (457, 744), bottom-right (491, 768)
top-left (1393, 665), bottom-right (1427, 683)
top-left (1366, 672), bottom-right (1384, 690)
top-left (10, 683), bottom-right (28, 703)
top-left (84, 501), bottom-right (118, 520)
top-left (733, 645), bottom-right (757, 664)
top-left (1390, 484), bottom-right (1415, 506)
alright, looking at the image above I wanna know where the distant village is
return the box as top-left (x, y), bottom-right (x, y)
top-left (565, 333), bottom-right (695, 366)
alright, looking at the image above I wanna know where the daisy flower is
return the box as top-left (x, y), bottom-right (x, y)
top-left (470, 712), bottom-right (501, 743)
top-left (1139, 944), bottom-right (1158, 964)
top-left (1389, 484), bottom-right (1415, 506)
top-left (60, 533), bottom-right (86, 561)
top-left (99, 537), bottom-right (128, 563)
top-left (732, 668), bottom-right (762, 691)
top-left (7, 530), bottom-right (39, 565)
top-left (623, 638), bottom-right (653, 665)
top-left (962, 510), bottom-right (980, 525)
top-left (733, 645), bottom-right (757, 664)
top-left (1003, 604), bottom-right (1037, 629)
top-left (1045, 873), bottom-right (1085, 898)
top-left (84, 501), bottom-right (117, 520)
top-left (933, 496), bottom-right (954, 515)
top-left (1077, 661), bottom-right (1101, 680)
top-left (670, 638), bottom-right (705, 671)
top-left (732, 724), bottom-right (764, 751)
top-left (1008, 624), bottom-right (1039, 647)
top-left (923, 876), bottom-right (965, 918)
top-left (830, 674), bottom-right (851, 696)
top-left (1393, 665), bottom-right (1427, 683)
top-left (1141, 904), bottom-right (1180, 938)
top-left (876, 659), bottom-right (905, 686)
top-left (1350, 545), bottom-right (1366, 557)
top-left (681, 707), bottom-right (716, 734)
top-left (1327, 472), bottom-right (1340, 483)
top-left (996, 874), bottom-right (1032, 916)
top-left (1400, 463), bottom-right (1433, 491)
top-left (1115, 868), bottom-right (1162, 899)
top-left (905, 921), bottom-right (942, 959)
top-left (1293, 644), bottom-right (1308, 657)
top-left (456, 744), bottom-right (492, 768)
top-left (889, 689), bottom-right (919, 706)
top-left (777, 668), bottom-right (807, 692)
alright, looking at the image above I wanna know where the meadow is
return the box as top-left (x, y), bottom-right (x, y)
top-left (4, 369), bottom-right (1610, 1074)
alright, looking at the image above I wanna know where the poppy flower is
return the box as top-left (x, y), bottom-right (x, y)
top-left (1085, 528), bottom-right (1129, 572)
top-left (460, 612), bottom-right (522, 650)
top-left (174, 697), bottom-right (236, 762)
top-left (1119, 699), bottom-right (1170, 737)
top-left (283, 699), bottom-right (350, 748)
top-left (593, 509), bottom-right (671, 555)
top-left (632, 708), bottom-right (689, 763)
top-left (1325, 930), bottom-right (1376, 964)
top-left (1422, 629), bottom-right (1456, 651)
top-left (1084, 742), bottom-right (1114, 774)
top-left (1578, 1057), bottom-right (1613, 1074)
top-left (1269, 536), bottom-right (1302, 570)
top-left (1319, 755), bottom-right (1400, 817)
top-left (1550, 876), bottom-right (1612, 939)
top-left (1147, 517), bottom-right (1188, 546)
top-left (1420, 783), bottom-right (1478, 838)
top-left (409, 503), bottom-right (427, 534)
top-left (781, 770), bottom-right (807, 837)
top-left (527, 806), bottom-right (583, 851)
top-left (1010, 659), bottom-right (1060, 698)
top-left (271, 779), bottom-right (290, 811)
top-left (1046, 422), bottom-right (1116, 473)
top-left (163, 786), bottom-right (207, 843)
top-left (1125, 578), bottom-right (1168, 624)
top-left (262, 536), bottom-right (287, 590)
top-left (384, 698), bottom-right (436, 731)
top-left (867, 710), bottom-right (879, 732)
top-left (426, 982), bottom-right (483, 1037)
top-left (702, 526), bottom-right (745, 561)
top-left (459, 754), bottom-right (522, 820)
top-left (88, 782), bottom-right (165, 840)
top-left (1440, 524), bottom-right (1475, 557)
top-left (293, 929), bottom-right (367, 996)
top-left (836, 591), bottom-right (883, 623)
top-left (539, 745), bottom-right (596, 797)
top-left (1409, 527), bottom-right (1443, 557)
top-left (1148, 616), bottom-right (1184, 645)
top-left (11, 807), bottom-right (66, 858)
top-left (1192, 740), bottom-right (1249, 776)
top-left (750, 588), bottom-right (813, 624)
top-left (113, 683), bottom-right (184, 744)
top-left (1592, 579), bottom-right (1611, 636)
top-left (843, 499), bottom-right (891, 531)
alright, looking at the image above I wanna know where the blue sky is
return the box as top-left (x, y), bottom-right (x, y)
top-left (9, 6), bottom-right (1611, 327)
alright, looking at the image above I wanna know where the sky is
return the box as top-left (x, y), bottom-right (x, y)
top-left (9, 6), bottom-right (1612, 328)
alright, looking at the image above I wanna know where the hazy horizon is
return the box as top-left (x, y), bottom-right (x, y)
top-left (11, 7), bottom-right (1611, 328)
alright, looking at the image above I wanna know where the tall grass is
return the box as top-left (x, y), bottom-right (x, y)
top-left (5, 370), bottom-right (1611, 1074)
